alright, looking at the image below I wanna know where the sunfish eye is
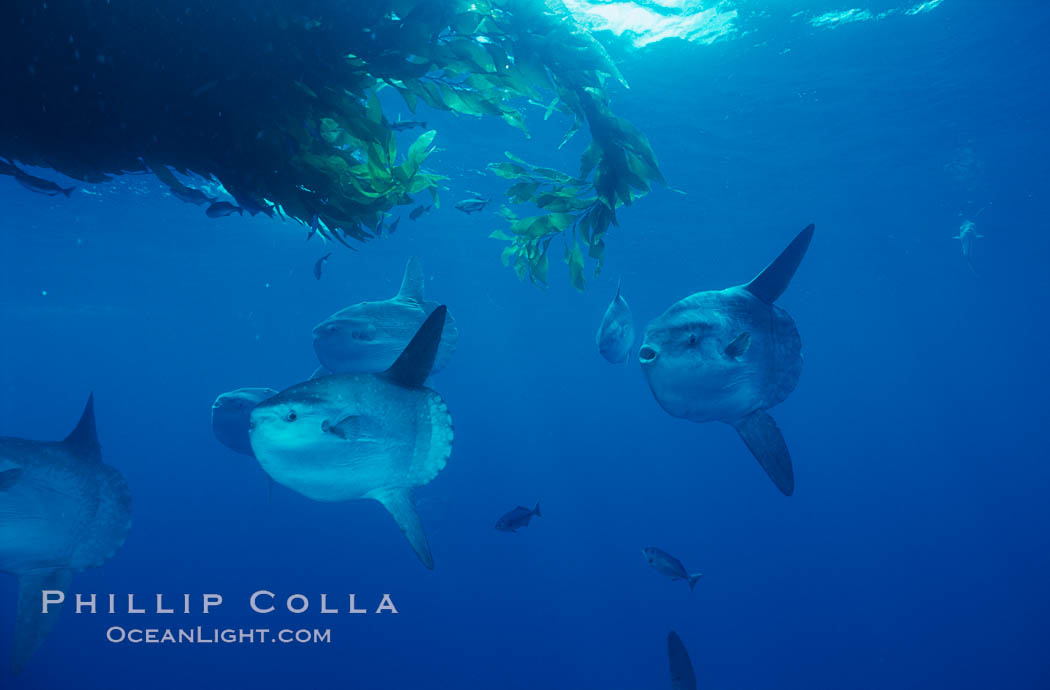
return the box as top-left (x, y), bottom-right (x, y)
top-left (285, 410), bottom-right (297, 422)
top-left (688, 334), bottom-right (698, 346)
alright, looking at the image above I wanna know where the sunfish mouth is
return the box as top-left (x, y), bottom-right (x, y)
top-left (638, 345), bottom-right (658, 364)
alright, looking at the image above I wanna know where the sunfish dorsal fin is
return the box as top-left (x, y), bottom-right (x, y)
top-left (63, 393), bottom-right (100, 461)
top-left (397, 256), bottom-right (426, 303)
top-left (12, 568), bottom-right (73, 675)
top-left (372, 488), bottom-right (434, 569)
top-left (668, 631), bottom-right (697, 690)
top-left (382, 305), bottom-right (447, 387)
top-left (744, 224), bottom-right (814, 304)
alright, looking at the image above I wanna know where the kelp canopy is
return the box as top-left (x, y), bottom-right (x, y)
top-left (0, 0), bottom-right (663, 288)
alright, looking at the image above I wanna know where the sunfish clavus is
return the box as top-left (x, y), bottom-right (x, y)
top-left (596, 278), bottom-right (636, 364)
top-left (250, 306), bottom-right (454, 569)
top-left (0, 395), bottom-right (132, 673)
top-left (312, 256), bottom-right (458, 375)
top-left (639, 225), bottom-right (814, 495)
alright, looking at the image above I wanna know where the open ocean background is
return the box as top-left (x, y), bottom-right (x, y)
top-left (2, 1), bottom-right (1048, 687)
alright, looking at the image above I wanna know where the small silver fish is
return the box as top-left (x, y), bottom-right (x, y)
top-left (495, 502), bottom-right (541, 532)
top-left (389, 120), bottom-right (427, 132)
top-left (596, 278), bottom-right (636, 364)
top-left (953, 220), bottom-right (984, 273)
top-left (454, 197), bottom-right (488, 214)
top-left (642, 547), bottom-right (703, 591)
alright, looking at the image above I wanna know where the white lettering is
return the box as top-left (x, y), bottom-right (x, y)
top-left (320, 593), bottom-right (337, 614)
top-left (42, 590), bottom-right (65, 614)
top-left (203, 593), bottom-right (223, 614)
top-left (348, 594), bottom-right (366, 614)
top-left (127, 594), bottom-right (145, 614)
top-left (75, 593), bottom-right (96, 614)
top-left (156, 594), bottom-right (173, 614)
top-left (376, 594), bottom-right (398, 614)
top-left (106, 626), bottom-right (125, 643)
top-left (286, 594), bottom-right (308, 614)
top-left (250, 590), bottom-right (275, 613)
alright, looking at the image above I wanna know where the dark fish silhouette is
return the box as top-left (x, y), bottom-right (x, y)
top-left (206, 201), bottom-right (243, 218)
top-left (314, 252), bottom-right (332, 280)
top-left (496, 502), bottom-right (541, 532)
top-left (387, 216), bottom-right (401, 235)
top-left (5, 165), bottom-right (75, 198)
top-left (409, 205), bottom-right (431, 221)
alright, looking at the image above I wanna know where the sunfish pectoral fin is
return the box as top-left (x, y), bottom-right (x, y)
top-left (372, 488), bottom-right (434, 569)
top-left (667, 631), bottom-right (697, 690)
top-left (724, 332), bottom-right (751, 358)
top-left (744, 224), bottom-right (814, 304)
top-left (397, 256), bottom-right (426, 304)
top-left (12, 568), bottom-right (73, 674)
top-left (382, 305), bottom-right (447, 388)
top-left (732, 410), bottom-right (795, 496)
top-left (321, 414), bottom-right (364, 440)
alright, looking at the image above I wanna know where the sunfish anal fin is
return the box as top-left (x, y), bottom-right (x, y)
top-left (733, 409), bottom-right (795, 496)
top-left (12, 568), bottom-right (73, 675)
top-left (372, 488), bottom-right (434, 569)
top-left (382, 305), bottom-right (447, 388)
top-left (63, 393), bottom-right (101, 462)
top-left (744, 224), bottom-right (814, 305)
top-left (396, 256), bottom-right (426, 304)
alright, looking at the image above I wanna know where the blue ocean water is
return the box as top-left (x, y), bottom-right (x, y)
top-left (1, 1), bottom-right (1049, 688)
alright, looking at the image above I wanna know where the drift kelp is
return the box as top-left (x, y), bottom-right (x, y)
top-left (0, 0), bottom-right (659, 281)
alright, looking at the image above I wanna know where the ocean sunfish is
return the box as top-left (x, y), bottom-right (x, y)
top-left (667, 631), bottom-right (697, 690)
top-left (251, 307), bottom-right (454, 569)
top-left (596, 278), bottom-right (636, 364)
top-left (211, 388), bottom-right (279, 455)
top-left (642, 547), bottom-right (703, 591)
top-left (639, 225), bottom-right (814, 496)
top-left (0, 395), bottom-right (132, 673)
top-left (312, 257), bottom-right (458, 375)
top-left (953, 220), bottom-right (983, 273)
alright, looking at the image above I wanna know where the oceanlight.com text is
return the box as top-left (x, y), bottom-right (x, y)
top-left (106, 627), bottom-right (332, 644)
